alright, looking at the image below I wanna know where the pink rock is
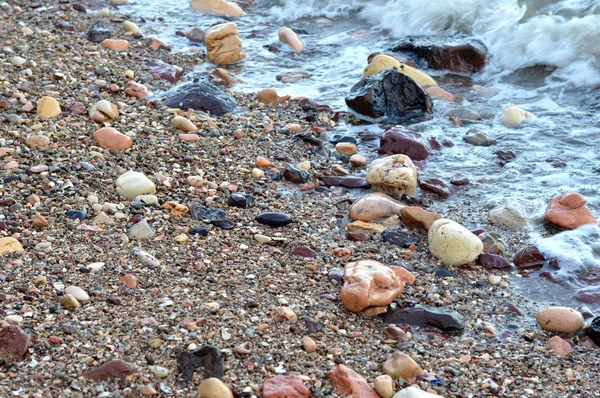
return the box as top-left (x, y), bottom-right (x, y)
top-left (4, 161), bottom-right (18, 170)
top-left (29, 165), bottom-right (48, 173)
top-left (101, 39), bottom-right (130, 51)
top-left (83, 359), bottom-right (137, 381)
top-left (125, 81), bottom-right (149, 99)
top-left (22, 101), bottom-right (34, 112)
top-left (329, 365), bottom-right (379, 398)
top-left (0, 326), bottom-right (31, 365)
top-left (25, 135), bottom-right (50, 148)
top-left (263, 375), bottom-right (310, 398)
top-left (548, 336), bottom-right (572, 356)
top-left (544, 192), bottom-right (597, 229)
top-left (70, 102), bottom-right (86, 115)
top-left (93, 127), bottom-right (133, 151)
top-left (178, 133), bottom-right (200, 142)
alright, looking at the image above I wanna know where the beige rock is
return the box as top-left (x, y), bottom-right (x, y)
top-left (204, 23), bottom-right (246, 65)
top-left (341, 260), bottom-right (414, 313)
top-left (362, 54), bottom-right (437, 88)
top-left (60, 294), bottom-right (81, 308)
top-left (349, 192), bottom-right (404, 222)
top-left (190, 0), bottom-right (245, 16)
top-left (350, 154), bottom-right (367, 167)
top-left (25, 135), bottom-right (50, 148)
top-left (101, 39), bottom-right (129, 51)
top-left (171, 116), bottom-right (198, 132)
top-left (278, 27), bottom-right (305, 53)
top-left (277, 307), bottom-right (297, 320)
top-left (302, 336), bottom-right (316, 353)
top-left (258, 88), bottom-right (278, 104)
top-left (37, 96), bottom-right (61, 118)
top-left (213, 68), bottom-right (238, 84)
top-left (179, 133), bottom-right (200, 142)
top-left (123, 21), bottom-right (139, 35)
top-left (255, 156), bottom-right (271, 168)
top-left (329, 365), bottom-right (379, 398)
top-left (374, 375), bottom-right (395, 398)
top-left (366, 154), bottom-right (418, 195)
top-left (116, 171), bottom-right (156, 199)
top-left (32, 214), bottom-right (49, 228)
top-left (125, 81), bottom-right (149, 99)
top-left (197, 378), bottom-right (234, 398)
top-left (536, 306), bottom-right (584, 334)
top-left (488, 200), bottom-right (529, 229)
top-left (90, 100), bottom-right (119, 123)
top-left (383, 351), bottom-right (422, 380)
top-left (0, 237), bottom-right (24, 255)
top-left (500, 106), bottom-right (535, 127)
top-left (335, 142), bottom-right (357, 155)
top-left (64, 286), bottom-right (90, 302)
top-left (347, 220), bottom-right (386, 233)
top-left (428, 219), bottom-right (483, 265)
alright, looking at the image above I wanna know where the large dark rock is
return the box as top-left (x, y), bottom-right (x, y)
top-left (165, 81), bottom-right (237, 115)
top-left (378, 128), bottom-right (430, 160)
top-left (176, 345), bottom-right (224, 383)
top-left (87, 20), bottom-right (111, 43)
top-left (318, 176), bottom-right (370, 189)
top-left (345, 68), bottom-right (433, 124)
top-left (391, 38), bottom-right (487, 73)
top-left (513, 246), bottom-right (546, 269)
top-left (585, 316), bottom-right (600, 346)
top-left (385, 305), bottom-right (465, 334)
top-left (0, 326), bottom-right (30, 365)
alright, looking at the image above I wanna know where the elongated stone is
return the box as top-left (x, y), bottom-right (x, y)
top-left (255, 212), bottom-right (293, 227)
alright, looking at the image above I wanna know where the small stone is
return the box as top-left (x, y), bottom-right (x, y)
top-left (263, 375), bottom-right (310, 398)
top-left (197, 377), bottom-right (234, 398)
top-left (142, 385), bottom-right (158, 396)
top-left (500, 106), bottom-right (535, 127)
top-left (301, 336), bottom-right (316, 353)
top-left (513, 246), bottom-right (546, 269)
top-left (536, 307), bottom-right (584, 334)
top-left (171, 116), bottom-right (198, 132)
top-left (25, 135), bottom-right (50, 148)
top-left (347, 220), bottom-right (386, 233)
top-left (123, 21), bottom-right (139, 35)
top-left (89, 99), bottom-right (119, 122)
top-left (488, 275), bottom-right (502, 285)
top-left (278, 27), bottom-right (304, 53)
top-left (383, 351), bottom-right (422, 380)
top-left (329, 365), bottom-right (379, 398)
top-left (400, 206), bottom-right (442, 230)
top-left (121, 274), bottom-right (138, 288)
top-left (37, 96), bottom-right (61, 118)
top-left (125, 81), bottom-right (149, 99)
top-left (60, 294), bottom-right (81, 308)
top-left (350, 154), bottom-right (367, 167)
top-left (64, 286), bottom-right (90, 302)
top-left (374, 375), bottom-right (395, 398)
top-left (204, 22), bottom-right (246, 65)
top-left (489, 200), bottom-right (529, 229)
top-left (83, 359), bottom-right (137, 381)
top-left (128, 218), bottom-right (155, 240)
top-left (366, 154), bottom-right (418, 195)
top-left (383, 325), bottom-right (409, 342)
top-left (255, 156), bottom-right (271, 168)
top-left (283, 165), bottom-right (309, 183)
top-left (548, 336), bottom-right (572, 356)
top-left (101, 39), bottom-right (130, 51)
top-left (0, 237), bottom-right (24, 255)
top-left (544, 192), bottom-right (597, 229)
top-left (255, 212), bottom-right (293, 227)
top-left (258, 89), bottom-right (278, 104)
top-left (116, 171), bottom-right (156, 199)
top-left (134, 248), bottom-right (161, 267)
top-left (251, 168), bottom-right (265, 178)
top-left (463, 130), bottom-right (496, 146)
top-left (190, 0), bottom-right (245, 16)
top-left (186, 27), bottom-right (205, 42)
top-left (87, 20), bottom-right (112, 43)
top-left (0, 326), bottom-right (31, 365)
top-left (31, 214), bottom-right (48, 228)
top-left (478, 253), bottom-right (512, 269)
top-left (93, 127), bottom-right (132, 150)
top-left (385, 305), bottom-right (465, 334)
top-left (254, 234), bottom-right (271, 244)
top-left (278, 307), bottom-right (297, 320)
top-left (336, 142), bottom-right (357, 155)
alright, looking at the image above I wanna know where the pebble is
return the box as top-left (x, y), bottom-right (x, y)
top-left (25, 135), bottom-right (50, 148)
top-left (428, 219), bottom-right (483, 265)
top-left (60, 294), bottom-right (81, 308)
top-left (64, 286), bottom-right (90, 302)
top-left (128, 219), bottom-right (155, 240)
top-left (101, 39), bottom-right (130, 51)
top-left (93, 127), bottom-right (133, 151)
top-left (123, 21), bottom-right (139, 35)
top-left (0, 237), bottom-right (24, 255)
top-left (121, 274), bottom-right (138, 288)
top-left (255, 212), bottom-right (293, 227)
top-left (349, 154), bottom-right (367, 166)
top-left (254, 234), bottom-right (272, 244)
top-left (171, 116), bottom-right (198, 132)
top-left (548, 336), bottom-right (572, 356)
top-left (383, 350), bottom-right (422, 379)
top-left (536, 307), bottom-right (584, 334)
top-left (301, 336), bottom-right (316, 352)
top-left (37, 96), bottom-right (61, 118)
top-left (116, 171), bottom-right (156, 199)
top-left (258, 89), bottom-right (278, 104)
top-left (335, 142), bottom-right (357, 155)
top-left (197, 378), bottom-right (234, 398)
top-left (374, 375), bottom-right (395, 398)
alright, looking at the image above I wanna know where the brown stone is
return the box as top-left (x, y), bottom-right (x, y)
top-left (255, 156), bottom-right (271, 168)
top-left (263, 375), bottom-right (310, 398)
top-left (347, 220), bottom-right (386, 233)
top-left (378, 128), bottom-right (430, 160)
top-left (121, 274), bottom-right (138, 288)
top-left (335, 142), bottom-right (357, 155)
top-left (258, 89), bottom-right (278, 104)
top-left (548, 336), bottom-right (572, 356)
top-left (125, 81), bottom-right (149, 99)
top-left (89, 100), bottom-right (119, 122)
top-left (278, 27), bottom-right (305, 53)
top-left (544, 192), bottom-right (597, 229)
top-left (301, 336), bottom-right (316, 353)
top-left (0, 326), bottom-right (30, 365)
top-left (101, 39), bottom-right (129, 51)
top-left (391, 41), bottom-right (487, 73)
top-left (25, 135), bottom-right (50, 148)
top-left (328, 365), bottom-right (379, 398)
top-left (32, 214), bottom-right (49, 228)
top-left (426, 86), bottom-right (456, 102)
top-left (204, 23), bottom-right (246, 65)
top-left (190, 0), bottom-right (245, 16)
top-left (341, 260), bottom-right (414, 313)
top-left (83, 359), bottom-right (137, 381)
top-left (513, 246), bottom-right (546, 269)
top-left (383, 351), bottom-right (422, 379)
top-left (349, 193), bottom-right (404, 222)
top-left (400, 206), bottom-right (442, 230)
top-left (93, 127), bottom-right (133, 151)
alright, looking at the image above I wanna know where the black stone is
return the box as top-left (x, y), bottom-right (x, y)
top-left (227, 193), bottom-right (253, 208)
top-left (164, 81), bottom-right (237, 116)
top-left (302, 316), bottom-right (324, 335)
top-left (435, 268), bottom-right (457, 278)
top-left (176, 345), bottom-right (224, 383)
top-left (586, 316), bottom-right (600, 346)
top-left (190, 203), bottom-right (207, 221)
top-left (204, 208), bottom-right (227, 221)
top-left (189, 226), bottom-right (210, 236)
top-left (65, 209), bottom-right (86, 220)
top-left (478, 253), bottom-right (512, 269)
top-left (318, 176), bottom-right (370, 189)
top-left (283, 165), bottom-right (309, 183)
top-left (72, 3), bottom-right (86, 12)
top-left (210, 220), bottom-right (235, 229)
top-left (496, 150), bottom-right (516, 167)
top-left (385, 305), bottom-right (465, 334)
top-left (381, 230), bottom-right (419, 248)
top-left (255, 212), bottom-right (293, 227)
top-left (87, 20), bottom-right (111, 43)
top-left (345, 68), bottom-right (433, 124)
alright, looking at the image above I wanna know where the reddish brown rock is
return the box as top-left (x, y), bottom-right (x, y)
top-left (93, 127), bottom-right (133, 151)
top-left (258, 89), bottom-right (278, 104)
top-left (125, 81), bottom-right (149, 99)
top-left (400, 206), bottom-right (442, 230)
top-left (341, 260), bottom-right (414, 313)
top-left (378, 128), bottom-right (430, 161)
top-left (419, 178), bottom-right (450, 196)
top-left (349, 192), bottom-right (404, 222)
top-left (513, 246), bottom-right (546, 269)
top-left (146, 59), bottom-right (183, 83)
top-left (121, 274), bottom-right (138, 288)
top-left (544, 192), bottom-right (597, 229)
top-left (478, 253), bottom-right (512, 269)
top-left (391, 41), bottom-right (487, 73)
top-left (262, 375), bottom-right (310, 398)
top-left (83, 359), bottom-right (137, 381)
top-left (548, 336), bottom-right (572, 356)
top-left (329, 365), bottom-right (379, 398)
top-left (0, 326), bottom-right (30, 365)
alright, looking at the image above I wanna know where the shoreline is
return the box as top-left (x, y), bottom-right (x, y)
top-left (1, 1), bottom-right (600, 397)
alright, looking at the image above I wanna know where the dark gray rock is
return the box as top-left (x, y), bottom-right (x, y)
top-left (385, 305), bottom-right (465, 334)
top-left (165, 81), bottom-right (237, 116)
top-left (87, 20), bottom-right (111, 43)
top-left (463, 130), bottom-right (496, 146)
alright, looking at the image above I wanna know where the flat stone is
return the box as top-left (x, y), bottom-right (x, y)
top-left (513, 246), bottom-right (545, 269)
top-left (171, 116), bottom-right (197, 132)
top-left (37, 96), bottom-right (61, 118)
top-left (0, 237), bottom-right (24, 255)
top-left (378, 128), bottom-right (430, 160)
top-left (165, 81), bottom-right (237, 115)
top-left (263, 375), bottom-right (310, 398)
top-left (128, 218), bottom-right (155, 240)
top-left (93, 127), bottom-right (132, 150)
top-left (548, 336), bottom-right (572, 356)
top-left (278, 27), bottom-right (304, 53)
top-left (400, 206), bottom-right (442, 230)
top-left (419, 178), bottom-right (450, 196)
top-left (101, 39), bottom-right (129, 51)
top-left (385, 305), bottom-right (465, 334)
top-left (318, 176), bottom-right (370, 188)
top-left (83, 359), bottom-right (137, 381)
top-left (463, 131), bottom-right (496, 146)
top-left (478, 253), bottom-right (512, 269)
top-left (64, 286), bottom-right (90, 301)
top-left (190, 0), bottom-right (245, 16)
top-left (329, 365), bottom-right (379, 398)
top-left (347, 220), bottom-right (386, 233)
top-left (349, 193), bottom-right (404, 222)
top-left (0, 326), bottom-right (30, 365)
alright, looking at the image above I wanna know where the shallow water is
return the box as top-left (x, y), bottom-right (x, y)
top-left (118, 0), bottom-right (600, 308)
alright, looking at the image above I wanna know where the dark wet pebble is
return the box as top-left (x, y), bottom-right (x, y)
top-left (255, 212), bottom-right (293, 227)
top-left (66, 209), bottom-right (86, 220)
top-left (513, 246), bottom-right (546, 269)
top-left (72, 3), bottom-right (86, 12)
top-left (0, 197), bottom-right (16, 207)
top-left (381, 230), bottom-right (419, 248)
top-left (189, 226), bottom-right (210, 236)
top-left (478, 253), bottom-right (512, 269)
top-left (227, 193), bottom-right (253, 208)
top-left (435, 268), bottom-right (457, 278)
top-left (55, 20), bottom-right (75, 32)
top-left (303, 316), bottom-right (324, 335)
top-left (585, 316), bottom-right (600, 346)
top-left (210, 220), bottom-right (235, 229)
top-left (328, 267), bottom-right (344, 285)
top-left (87, 20), bottom-right (112, 43)
top-left (419, 178), bottom-right (450, 196)
top-left (318, 176), bottom-right (370, 189)
top-left (290, 246), bottom-right (317, 258)
top-left (283, 165), bottom-right (309, 183)
top-left (176, 345), bottom-right (224, 383)
top-left (0, 220), bottom-right (18, 231)
top-left (450, 174), bottom-right (470, 185)
top-left (385, 305), bottom-right (465, 334)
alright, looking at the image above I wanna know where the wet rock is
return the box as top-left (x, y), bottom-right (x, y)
top-left (341, 260), bottom-right (414, 313)
top-left (125, 81), bottom-right (149, 99)
top-left (164, 81), bottom-right (237, 115)
top-left (227, 193), bottom-right (253, 208)
top-left (0, 237), bottom-right (24, 255)
top-left (0, 326), bottom-right (30, 365)
top-left (362, 54), bottom-right (437, 87)
top-left (500, 106), bottom-right (535, 127)
top-left (147, 59), bottom-right (183, 83)
top-left (478, 253), bottom-right (512, 269)
top-left (391, 40), bottom-right (487, 73)
top-left (283, 165), bottom-right (309, 183)
top-left (536, 306), bottom-right (584, 334)
top-left (488, 200), bottom-right (528, 229)
top-left (291, 246), bottom-right (317, 258)
top-left (278, 27), bottom-right (304, 53)
top-left (176, 345), bottom-right (224, 383)
top-left (263, 375), bottom-right (310, 398)
top-left (366, 154), bottom-right (418, 195)
top-left (197, 378), bottom-right (234, 398)
top-left (381, 230), bottom-right (419, 248)
top-left (349, 192), bottom-right (404, 222)
top-left (428, 219), bottom-right (483, 265)
top-left (385, 305), bottom-right (465, 334)
top-left (87, 20), bottom-right (111, 43)
top-left (93, 127), bottom-right (132, 150)
top-left (123, 20), bottom-right (138, 35)
top-left (335, 142), bottom-right (357, 155)
top-left (211, 220), bottom-right (234, 229)
top-left (495, 150), bottom-right (516, 166)
top-left (463, 131), bottom-right (496, 146)
top-left (328, 267), bottom-right (344, 285)
top-left (450, 174), bottom-right (470, 185)
top-left (190, 0), bottom-right (245, 16)
top-left (383, 351), bottom-right (422, 380)
top-left (55, 20), bottom-right (75, 32)
top-left (73, 3), bottom-right (86, 12)
top-left (318, 176), bottom-right (370, 188)
top-left (378, 128), bottom-right (430, 160)
top-left (116, 171), bottom-right (156, 199)
top-left (585, 316), bottom-right (600, 346)
top-left (329, 365), bottom-right (379, 398)
top-left (187, 27), bottom-right (205, 42)
top-left (70, 102), bottom-right (85, 114)
top-left (205, 22), bottom-right (246, 65)
top-left (255, 212), bottom-right (293, 227)
top-left (345, 68), bottom-right (433, 123)
top-left (37, 96), bottom-right (61, 118)
top-left (447, 107), bottom-right (481, 121)
top-left (426, 86), bottom-right (456, 102)
top-left (513, 246), bottom-right (545, 269)
top-left (419, 178), bottom-right (450, 196)
top-left (400, 206), bottom-right (442, 230)
top-left (544, 192), bottom-right (597, 229)
top-left (83, 359), bottom-right (137, 381)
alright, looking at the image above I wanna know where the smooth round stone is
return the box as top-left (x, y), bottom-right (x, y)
top-left (366, 154), bottom-right (418, 195)
top-left (64, 286), bottom-right (90, 302)
top-left (349, 154), bottom-right (367, 167)
top-left (258, 88), bottom-right (278, 104)
top-left (116, 171), bottom-right (156, 199)
top-left (278, 27), bottom-right (304, 53)
top-left (383, 351), bottom-right (422, 379)
top-left (123, 21), bottom-right (139, 34)
top-left (255, 156), bottom-right (271, 168)
top-left (197, 378), bottom-right (234, 398)
top-left (93, 127), bottom-right (132, 150)
top-left (428, 219), bottom-right (483, 265)
top-left (171, 116), bottom-right (197, 132)
top-left (362, 54), bottom-right (437, 87)
top-left (536, 306), bottom-right (584, 334)
top-left (374, 375), bottom-right (395, 398)
top-left (336, 142), bottom-right (357, 155)
top-left (500, 106), bottom-right (535, 127)
top-left (37, 96), bottom-right (61, 118)
top-left (254, 234), bottom-right (271, 244)
top-left (10, 56), bottom-right (27, 66)
top-left (25, 135), bottom-right (50, 148)
top-left (151, 366), bottom-right (170, 378)
top-left (0, 237), bottom-right (24, 255)
top-left (60, 294), bottom-right (81, 308)
top-left (349, 192), bottom-right (404, 222)
top-left (251, 168), bottom-right (264, 178)
top-left (302, 336), bottom-right (317, 353)
top-left (255, 212), bottom-right (293, 227)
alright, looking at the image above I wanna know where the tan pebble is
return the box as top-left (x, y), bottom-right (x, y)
top-left (286, 123), bottom-right (301, 132)
top-left (258, 88), bottom-right (278, 104)
top-left (302, 336), bottom-right (317, 353)
top-left (141, 385), bottom-right (158, 395)
top-left (258, 323), bottom-right (269, 331)
top-left (64, 286), bottom-right (90, 302)
top-left (171, 116), bottom-right (198, 132)
top-left (187, 176), bottom-right (204, 187)
top-left (255, 156), bottom-right (271, 168)
top-left (197, 378), bottom-right (234, 398)
top-left (297, 161), bottom-right (310, 170)
top-left (4, 161), bottom-right (18, 170)
top-left (101, 39), bottom-right (129, 51)
top-left (93, 127), bottom-right (132, 151)
top-left (0, 237), bottom-right (24, 255)
top-left (178, 133), bottom-right (200, 142)
top-left (548, 336), bottom-right (572, 356)
top-left (121, 274), bottom-right (138, 288)
top-left (336, 142), bottom-right (357, 155)
top-left (37, 96), bottom-right (61, 118)
top-left (25, 135), bottom-right (50, 148)
top-left (278, 27), bottom-right (305, 53)
top-left (350, 154), bottom-right (367, 166)
top-left (125, 70), bottom-right (135, 79)
top-left (536, 306), bottom-right (584, 334)
top-left (123, 21), bottom-right (139, 35)
top-left (251, 168), bottom-right (264, 178)
top-left (374, 374), bottom-right (395, 398)
top-left (278, 307), bottom-right (297, 320)
top-left (60, 294), bottom-right (81, 308)
top-left (383, 351), bottom-right (422, 380)
top-left (426, 86), bottom-right (456, 102)
top-left (488, 275), bottom-right (502, 285)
